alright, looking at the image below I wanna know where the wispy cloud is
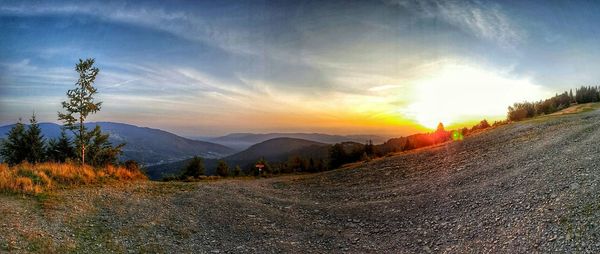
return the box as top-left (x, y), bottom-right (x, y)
top-left (0, 59), bottom-right (74, 91)
top-left (0, 2), bottom-right (256, 56)
top-left (389, 0), bottom-right (525, 47)
top-left (1, 0), bottom-right (560, 136)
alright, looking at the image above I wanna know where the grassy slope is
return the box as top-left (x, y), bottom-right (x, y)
top-left (0, 162), bottom-right (146, 195)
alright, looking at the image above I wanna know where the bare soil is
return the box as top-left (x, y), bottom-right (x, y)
top-left (3, 109), bottom-right (600, 253)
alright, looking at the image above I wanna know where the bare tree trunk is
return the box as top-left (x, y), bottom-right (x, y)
top-left (80, 115), bottom-right (85, 165)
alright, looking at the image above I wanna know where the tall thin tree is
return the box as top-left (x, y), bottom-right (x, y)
top-left (24, 113), bottom-right (45, 163)
top-left (58, 58), bottom-right (101, 165)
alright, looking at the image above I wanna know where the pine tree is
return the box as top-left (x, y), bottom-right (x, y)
top-left (328, 143), bottom-right (346, 169)
top-left (364, 140), bottom-right (374, 156)
top-left (308, 157), bottom-right (316, 173)
top-left (216, 160), bottom-right (229, 177)
top-left (181, 156), bottom-right (205, 179)
top-left (57, 128), bottom-right (75, 162)
top-left (0, 119), bottom-right (26, 165)
top-left (46, 128), bottom-right (75, 163)
top-left (233, 165), bottom-right (242, 176)
top-left (317, 158), bottom-right (326, 172)
top-left (58, 58), bottom-right (102, 165)
top-left (24, 113), bottom-right (45, 163)
top-left (569, 89), bottom-right (575, 103)
top-left (436, 122), bottom-right (445, 132)
top-left (86, 125), bottom-right (124, 167)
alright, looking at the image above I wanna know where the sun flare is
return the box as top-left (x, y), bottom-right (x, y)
top-left (403, 63), bottom-right (551, 129)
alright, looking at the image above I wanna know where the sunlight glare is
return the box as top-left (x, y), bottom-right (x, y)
top-left (403, 63), bottom-right (550, 129)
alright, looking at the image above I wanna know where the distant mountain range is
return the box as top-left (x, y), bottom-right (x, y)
top-left (146, 137), bottom-right (333, 179)
top-left (1, 121), bottom-right (388, 179)
top-left (192, 132), bottom-right (387, 151)
top-left (0, 122), bottom-right (235, 166)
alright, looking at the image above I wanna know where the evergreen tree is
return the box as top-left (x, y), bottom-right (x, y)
top-left (216, 160), bottom-right (229, 177)
top-left (288, 156), bottom-right (304, 172)
top-left (308, 157), bottom-right (316, 173)
top-left (328, 143), bottom-right (346, 169)
top-left (364, 140), bottom-right (374, 156)
top-left (24, 113), bottom-right (45, 163)
top-left (86, 125), bottom-right (125, 167)
top-left (436, 122), bottom-right (445, 132)
top-left (181, 156), bottom-right (205, 178)
top-left (58, 58), bottom-right (102, 165)
top-left (233, 165), bottom-right (242, 176)
top-left (569, 89), bottom-right (575, 103)
top-left (317, 158), bottom-right (326, 172)
top-left (46, 128), bottom-right (75, 162)
top-left (0, 119), bottom-right (26, 165)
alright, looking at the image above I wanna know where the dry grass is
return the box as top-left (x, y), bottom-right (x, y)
top-left (549, 102), bottom-right (600, 116)
top-left (0, 162), bottom-right (147, 195)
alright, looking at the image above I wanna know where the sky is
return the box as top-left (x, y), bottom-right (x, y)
top-left (1, 0), bottom-right (600, 137)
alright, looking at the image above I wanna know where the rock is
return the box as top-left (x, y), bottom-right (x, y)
top-left (423, 246), bottom-right (432, 253)
top-left (570, 183), bottom-right (580, 190)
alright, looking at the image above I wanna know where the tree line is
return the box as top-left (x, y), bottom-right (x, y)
top-left (1, 58), bottom-right (126, 168)
top-left (508, 86), bottom-right (600, 121)
top-left (174, 154), bottom-right (329, 180)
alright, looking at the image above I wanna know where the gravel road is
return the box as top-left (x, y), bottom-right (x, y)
top-left (2, 109), bottom-right (600, 253)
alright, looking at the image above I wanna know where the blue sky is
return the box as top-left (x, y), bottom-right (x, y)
top-left (2, 0), bottom-right (600, 136)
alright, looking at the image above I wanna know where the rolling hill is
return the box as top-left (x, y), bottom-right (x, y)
top-left (195, 132), bottom-right (387, 151)
top-left (0, 122), bottom-right (234, 166)
top-left (146, 137), bottom-right (331, 179)
top-left (225, 137), bottom-right (327, 162)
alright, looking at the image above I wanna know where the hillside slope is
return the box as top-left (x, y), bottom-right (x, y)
top-left (95, 122), bottom-right (234, 165)
top-left (0, 122), bottom-right (234, 165)
top-left (146, 137), bottom-right (330, 179)
top-left (3, 109), bottom-right (600, 252)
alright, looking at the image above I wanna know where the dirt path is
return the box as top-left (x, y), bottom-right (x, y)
top-left (3, 109), bottom-right (600, 253)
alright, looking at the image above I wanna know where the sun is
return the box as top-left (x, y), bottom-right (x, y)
top-left (402, 62), bottom-right (550, 130)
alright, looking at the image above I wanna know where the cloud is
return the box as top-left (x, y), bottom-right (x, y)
top-left (389, 0), bottom-right (525, 47)
top-left (368, 84), bottom-right (404, 92)
top-left (0, 59), bottom-right (74, 93)
top-left (0, 2), bottom-right (257, 56)
top-left (0, 0), bottom-right (539, 135)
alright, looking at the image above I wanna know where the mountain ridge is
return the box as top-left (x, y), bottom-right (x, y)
top-left (145, 137), bottom-right (332, 179)
top-left (0, 122), bottom-right (234, 166)
top-left (194, 132), bottom-right (387, 151)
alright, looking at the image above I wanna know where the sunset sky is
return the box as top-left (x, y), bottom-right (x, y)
top-left (1, 0), bottom-right (600, 137)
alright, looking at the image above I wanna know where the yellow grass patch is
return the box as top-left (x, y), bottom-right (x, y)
top-left (549, 102), bottom-right (600, 116)
top-left (0, 162), bottom-right (146, 194)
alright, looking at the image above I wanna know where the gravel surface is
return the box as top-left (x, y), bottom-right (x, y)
top-left (2, 109), bottom-right (600, 253)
